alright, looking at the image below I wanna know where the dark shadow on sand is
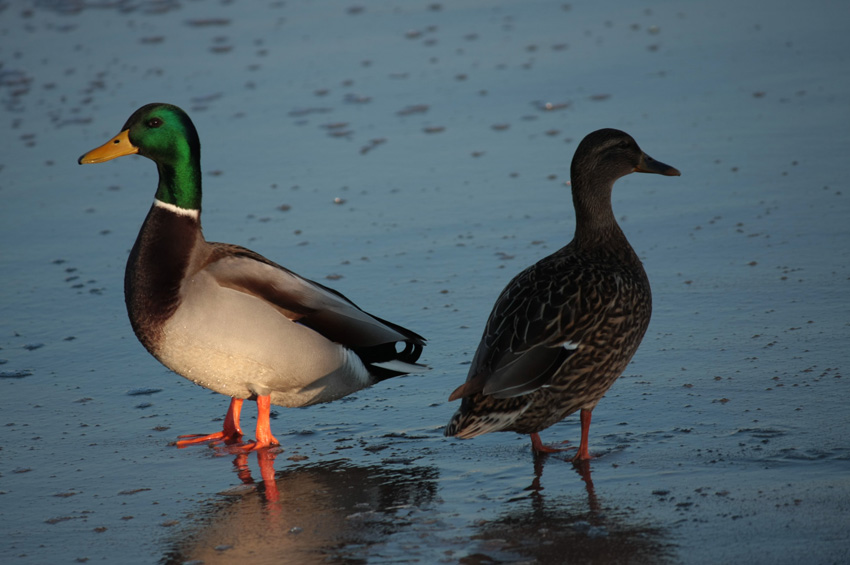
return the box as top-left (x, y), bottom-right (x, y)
top-left (161, 451), bottom-right (438, 564)
top-left (462, 454), bottom-right (675, 564)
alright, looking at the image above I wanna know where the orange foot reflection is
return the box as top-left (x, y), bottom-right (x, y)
top-left (232, 448), bottom-right (281, 503)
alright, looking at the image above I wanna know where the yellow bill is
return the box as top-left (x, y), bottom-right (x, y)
top-left (78, 129), bottom-right (138, 164)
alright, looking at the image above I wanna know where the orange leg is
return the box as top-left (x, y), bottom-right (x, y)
top-left (572, 408), bottom-right (592, 461)
top-left (530, 432), bottom-right (571, 454)
top-left (244, 395), bottom-right (281, 451)
top-left (176, 397), bottom-right (244, 448)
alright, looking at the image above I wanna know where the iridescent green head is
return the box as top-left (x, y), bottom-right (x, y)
top-left (79, 103), bottom-right (203, 211)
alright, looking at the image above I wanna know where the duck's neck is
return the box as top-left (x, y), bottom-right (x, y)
top-left (153, 152), bottom-right (202, 212)
top-left (571, 178), bottom-right (623, 249)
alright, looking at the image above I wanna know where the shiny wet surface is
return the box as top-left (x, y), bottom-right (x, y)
top-left (2, 1), bottom-right (849, 563)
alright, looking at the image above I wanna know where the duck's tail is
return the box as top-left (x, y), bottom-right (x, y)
top-left (355, 325), bottom-right (427, 382)
top-left (444, 398), bottom-right (527, 439)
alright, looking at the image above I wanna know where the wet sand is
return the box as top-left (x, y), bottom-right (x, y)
top-left (1, 1), bottom-right (848, 563)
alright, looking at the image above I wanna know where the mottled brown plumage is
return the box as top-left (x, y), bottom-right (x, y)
top-left (445, 129), bottom-right (680, 460)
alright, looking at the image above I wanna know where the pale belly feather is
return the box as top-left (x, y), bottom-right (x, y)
top-left (154, 276), bottom-right (372, 407)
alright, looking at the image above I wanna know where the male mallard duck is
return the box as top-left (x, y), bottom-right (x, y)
top-left (79, 103), bottom-right (425, 450)
top-left (445, 128), bottom-right (679, 460)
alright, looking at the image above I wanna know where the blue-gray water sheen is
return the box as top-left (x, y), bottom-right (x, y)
top-left (1, 1), bottom-right (848, 563)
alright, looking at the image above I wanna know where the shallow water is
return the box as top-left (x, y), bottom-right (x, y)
top-left (1, 0), bottom-right (849, 563)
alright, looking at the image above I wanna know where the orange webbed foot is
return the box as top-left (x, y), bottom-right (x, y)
top-left (238, 436), bottom-right (281, 452)
top-left (530, 433), bottom-right (575, 454)
top-left (175, 430), bottom-right (243, 448)
top-left (242, 395), bottom-right (280, 451)
top-left (172, 396), bottom-right (282, 452)
top-left (174, 398), bottom-right (245, 449)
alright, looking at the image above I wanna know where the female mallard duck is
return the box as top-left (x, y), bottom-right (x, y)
top-left (445, 128), bottom-right (679, 460)
top-left (78, 103), bottom-right (425, 450)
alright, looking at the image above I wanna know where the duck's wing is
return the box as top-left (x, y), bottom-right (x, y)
top-left (203, 243), bottom-right (425, 357)
top-left (449, 256), bottom-right (582, 401)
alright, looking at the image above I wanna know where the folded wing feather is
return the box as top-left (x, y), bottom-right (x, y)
top-left (204, 245), bottom-right (423, 349)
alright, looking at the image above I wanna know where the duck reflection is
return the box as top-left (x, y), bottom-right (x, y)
top-left (161, 451), bottom-right (438, 564)
top-left (469, 454), bottom-right (673, 564)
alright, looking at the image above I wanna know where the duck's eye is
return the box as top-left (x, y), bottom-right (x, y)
top-left (147, 118), bottom-right (163, 128)
top-left (616, 140), bottom-right (630, 149)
